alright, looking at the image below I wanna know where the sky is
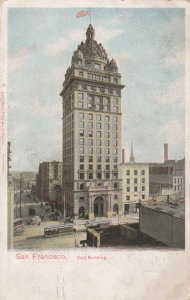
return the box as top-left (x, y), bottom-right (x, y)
top-left (8, 7), bottom-right (185, 171)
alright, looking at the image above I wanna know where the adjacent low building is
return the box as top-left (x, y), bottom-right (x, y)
top-left (172, 158), bottom-right (185, 199)
top-left (10, 171), bottom-right (37, 192)
top-left (120, 163), bottom-right (149, 214)
top-left (139, 198), bottom-right (185, 248)
top-left (149, 163), bottom-right (174, 195)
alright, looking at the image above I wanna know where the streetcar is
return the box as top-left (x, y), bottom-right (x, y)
top-left (44, 223), bottom-right (74, 238)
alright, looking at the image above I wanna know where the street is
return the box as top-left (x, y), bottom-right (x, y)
top-left (13, 221), bottom-right (87, 250)
top-left (13, 213), bottom-right (139, 250)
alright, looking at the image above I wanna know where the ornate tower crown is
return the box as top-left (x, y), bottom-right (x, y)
top-left (86, 24), bottom-right (95, 40)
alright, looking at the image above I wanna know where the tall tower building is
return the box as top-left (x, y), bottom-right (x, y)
top-left (60, 24), bottom-right (125, 219)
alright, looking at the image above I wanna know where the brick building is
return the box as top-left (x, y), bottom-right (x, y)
top-left (37, 161), bottom-right (62, 207)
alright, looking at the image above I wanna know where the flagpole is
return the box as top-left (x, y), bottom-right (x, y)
top-left (89, 8), bottom-right (92, 24)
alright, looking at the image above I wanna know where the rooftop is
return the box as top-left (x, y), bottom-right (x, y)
top-left (120, 162), bottom-right (149, 166)
top-left (142, 199), bottom-right (185, 220)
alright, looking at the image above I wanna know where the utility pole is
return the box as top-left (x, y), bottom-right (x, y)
top-left (63, 193), bottom-right (66, 218)
top-left (19, 174), bottom-right (22, 218)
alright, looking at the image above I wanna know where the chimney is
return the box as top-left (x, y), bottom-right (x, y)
top-left (164, 143), bottom-right (168, 163)
top-left (130, 142), bottom-right (135, 163)
top-left (122, 149), bottom-right (125, 163)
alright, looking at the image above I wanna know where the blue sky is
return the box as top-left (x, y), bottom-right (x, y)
top-left (8, 8), bottom-right (185, 171)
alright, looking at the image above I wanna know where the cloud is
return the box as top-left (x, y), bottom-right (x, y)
top-left (30, 97), bottom-right (61, 118)
top-left (111, 12), bottom-right (129, 24)
top-left (44, 24), bottom-right (124, 58)
top-left (162, 120), bottom-right (184, 147)
top-left (95, 25), bottom-right (124, 43)
top-left (9, 123), bottom-right (29, 139)
top-left (41, 65), bottom-right (65, 84)
top-left (9, 48), bottom-right (31, 72)
top-left (158, 78), bottom-right (185, 107)
top-left (45, 37), bottom-right (70, 56)
top-left (44, 28), bottom-right (83, 56)
top-left (157, 49), bottom-right (185, 69)
top-left (8, 98), bottom-right (22, 112)
top-left (166, 50), bottom-right (185, 68)
top-left (110, 51), bottom-right (129, 69)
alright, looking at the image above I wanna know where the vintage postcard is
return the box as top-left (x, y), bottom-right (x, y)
top-left (0, 0), bottom-right (190, 299)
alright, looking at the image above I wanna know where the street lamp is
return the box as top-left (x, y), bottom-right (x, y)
top-left (63, 192), bottom-right (66, 219)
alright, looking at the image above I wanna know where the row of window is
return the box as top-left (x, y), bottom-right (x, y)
top-left (126, 186), bottom-right (146, 192)
top-left (126, 170), bottom-right (146, 176)
top-left (86, 73), bottom-right (119, 86)
top-left (78, 83), bottom-right (121, 96)
top-left (126, 195), bottom-right (145, 201)
top-left (79, 139), bottom-right (118, 147)
top-left (88, 95), bottom-right (110, 103)
top-left (87, 62), bottom-right (101, 70)
top-left (79, 164), bottom-right (117, 170)
top-left (80, 156), bottom-right (118, 163)
top-left (79, 121), bottom-right (118, 130)
top-left (126, 178), bottom-right (145, 184)
top-left (79, 147), bottom-right (118, 155)
top-left (79, 113), bottom-right (118, 123)
top-left (86, 94), bottom-right (119, 105)
top-left (79, 172), bottom-right (118, 180)
top-left (79, 71), bottom-right (109, 82)
top-left (87, 102), bottom-right (108, 111)
top-left (174, 178), bottom-right (183, 184)
top-left (78, 102), bottom-right (112, 111)
top-left (174, 185), bottom-right (182, 191)
top-left (80, 130), bottom-right (118, 139)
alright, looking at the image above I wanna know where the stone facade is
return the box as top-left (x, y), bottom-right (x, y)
top-left (60, 25), bottom-right (125, 219)
top-left (120, 163), bottom-right (149, 213)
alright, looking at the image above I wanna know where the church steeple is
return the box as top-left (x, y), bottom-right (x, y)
top-left (130, 142), bottom-right (135, 163)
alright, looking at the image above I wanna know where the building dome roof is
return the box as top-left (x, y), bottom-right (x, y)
top-left (109, 58), bottom-right (117, 66)
top-left (74, 25), bottom-right (109, 63)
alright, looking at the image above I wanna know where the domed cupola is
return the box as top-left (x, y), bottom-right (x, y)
top-left (76, 24), bottom-right (109, 63)
top-left (108, 58), bottom-right (118, 73)
top-left (71, 48), bottom-right (85, 66)
top-left (86, 24), bottom-right (95, 40)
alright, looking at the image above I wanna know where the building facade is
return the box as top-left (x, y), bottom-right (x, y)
top-left (120, 163), bottom-right (149, 214)
top-left (60, 25), bottom-right (125, 219)
top-left (172, 158), bottom-right (185, 199)
top-left (10, 171), bottom-right (36, 192)
top-left (173, 174), bottom-right (184, 196)
top-left (37, 161), bottom-right (62, 207)
top-left (149, 163), bottom-right (174, 195)
top-left (139, 200), bottom-right (185, 248)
